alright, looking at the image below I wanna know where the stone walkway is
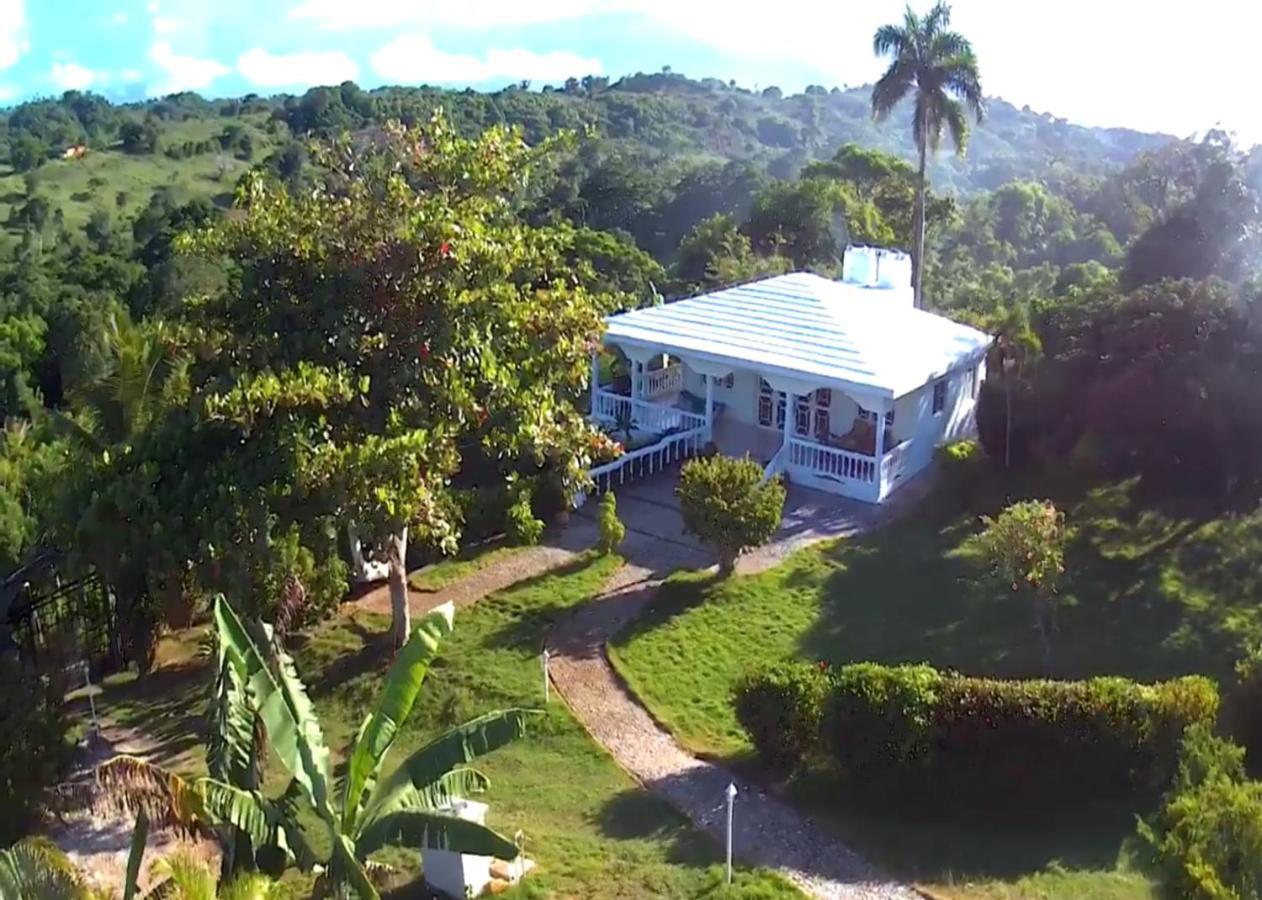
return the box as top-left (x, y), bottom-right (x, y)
top-left (548, 487), bottom-right (926, 900)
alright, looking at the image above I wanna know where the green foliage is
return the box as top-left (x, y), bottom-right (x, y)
top-left (973, 500), bottom-right (1067, 595)
top-left (596, 491), bottom-right (625, 555)
top-left (0, 836), bottom-right (90, 899)
top-left (1138, 725), bottom-right (1262, 900)
top-left (676, 455), bottom-right (786, 574)
top-left (211, 596), bottom-right (536, 898)
top-left (1224, 643), bottom-right (1262, 775)
top-left (745, 177), bottom-right (893, 269)
top-left (741, 661), bottom-right (1221, 806)
top-left (506, 494), bottom-right (545, 546)
top-left (732, 661), bottom-right (829, 772)
top-left (0, 659), bottom-right (70, 846)
top-left (935, 437), bottom-right (984, 501)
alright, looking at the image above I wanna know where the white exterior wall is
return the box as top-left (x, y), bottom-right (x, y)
top-left (883, 358), bottom-right (985, 498)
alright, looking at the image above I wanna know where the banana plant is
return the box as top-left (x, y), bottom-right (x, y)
top-left (0, 836), bottom-right (93, 899)
top-left (211, 596), bottom-right (537, 899)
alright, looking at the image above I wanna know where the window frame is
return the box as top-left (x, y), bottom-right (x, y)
top-left (932, 379), bottom-right (947, 415)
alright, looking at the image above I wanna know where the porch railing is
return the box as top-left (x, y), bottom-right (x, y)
top-left (577, 425), bottom-right (707, 507)
top-left (644, 362), bottom-right (684, 399)
top-left (592, 389), bottom-right (706, 435)
top-left (762, 444), bottom-right (788, 481)
top-left (881, 440), bottom-right (909, 488)
top-left (787, 437), bottom-right (877, 484)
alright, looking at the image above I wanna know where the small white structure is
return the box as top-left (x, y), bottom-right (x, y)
top-left (587, 247), bottom-right (992, 504)
top-left (421, 800), bottom-right (493, 898)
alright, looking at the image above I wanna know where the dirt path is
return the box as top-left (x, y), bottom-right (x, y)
top-left (49, 724), bottom-right (220, 896)
top-left (546, 503), bottom-right (923, 900)
top-left (350, 541), bottom-right (584, 619)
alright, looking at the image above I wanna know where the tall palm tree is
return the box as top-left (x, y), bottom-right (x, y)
top-left (872, 2), bottom-right (984, 308)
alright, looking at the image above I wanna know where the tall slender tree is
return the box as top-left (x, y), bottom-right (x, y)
top-left (872, 2), bottom-right (984, 307)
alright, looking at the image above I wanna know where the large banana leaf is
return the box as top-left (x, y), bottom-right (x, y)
top-left (213, 597), bottom-right (335, 822)
top-left (356, 809), bottom-right (520, 859)
top-left (364, 767), bottom-right (490, 822)
top-left (197, 781), bottom-right (281, 857)
top-left (361, 709), bottom-right (538, 824)
top-left (207, 642), bottom-right (258, 789)
top-left (341, 603), bottom-right (454, 831)
top-left (0, 838), bottom-right (90, 900)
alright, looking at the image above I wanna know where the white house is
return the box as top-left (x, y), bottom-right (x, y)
top-left (586, 247), bottom-right (993, 504)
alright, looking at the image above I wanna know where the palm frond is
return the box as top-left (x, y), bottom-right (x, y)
top-left (148, 850), bottom-right (216, 900)
top-left (217, 871), bottom-right (280, 900)
top-left (355, 809), bottom-right (519, 860)
top-left (207, 642), bottom-right (259, 789)
top-left (872, 23), bottom-right (909, 57)
top-left (940, 51), bottom-right (985, 121)
top-left (928, 30), bottom-right (971, 62)
top-left (0, 837), bottom-right (89, 900)
top-left (94, 756), bottom-right (207, 834)
top-left (871, 60), bottom-right (916, 120)
top-left (942, 96), bottom-right (971, 156)
top-left (923, 0), bottom-right (952, 37)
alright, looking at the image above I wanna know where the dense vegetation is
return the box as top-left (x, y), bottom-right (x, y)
top-left (2, 56), bottom-right (1262, 899)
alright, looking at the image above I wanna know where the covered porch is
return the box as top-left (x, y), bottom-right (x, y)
top-left (589, 351), bottom-right (911, 504)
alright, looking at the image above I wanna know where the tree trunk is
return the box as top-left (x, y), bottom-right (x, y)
top-left (912, 125), bottom-right (928, 309)
top-left (1005, 376), bottom-right (1013, 469)
top-left (1034, 594), bottom-right (1053, 672)
top-left (347, 519), bottom-right (373, 583)
top-left (718, 550), bottom-right (738, 578)
top-left (387, 527), bottom-right (409, 650)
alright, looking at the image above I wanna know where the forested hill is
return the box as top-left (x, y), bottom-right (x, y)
top-left (0, 71), bottom-right (1175, 229)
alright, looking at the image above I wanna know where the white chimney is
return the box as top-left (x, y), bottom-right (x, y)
top-left (841, 245), bottom-right (913, 305)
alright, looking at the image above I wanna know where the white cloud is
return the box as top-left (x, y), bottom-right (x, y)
top-left (111, 10), bottom-right (128, 25)
top-left (120, 68), bottom-right (143, 83)
top-left (51, 60), bottom-right (99, 90)
top-left (147, 40), bottom-right (230, 95)
top-left (237, 47), bottom-right (359, 87)
top-left (0, 0), bottom-right (28, 70)
top-left (292, 0), bottom-right (603, 30)
top-left (152, 15), bottom-right (178, 34)
top-left (0, 83), bottom-right (18, 101)
top-left (371, 34), bottom-right (601, 84)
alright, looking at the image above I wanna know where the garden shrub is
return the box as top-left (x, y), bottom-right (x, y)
top-left (505, 494), bottom-right (544, 546)
top-left (740, 661), bottom-right (1218, 807)
top-left (1138, 724), bottom-right (1262, 899)
top-left (1224, 643), bottom-right (1262, 776)
top-left (733, 662), bottom-right (829, 773)
top-left (676, 455), bottom-right (785, 575)
top-left (0, 659), bottom-right (71, 844)
top-left (455, 484), bottom-right (513, 543)
top-left (596, 492), bottom-right (626, 555)
top-left (935, 438), bottom-right (984, 502)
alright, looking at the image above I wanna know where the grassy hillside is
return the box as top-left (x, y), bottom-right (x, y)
top-left (0, 112), bottom-right (279, 242)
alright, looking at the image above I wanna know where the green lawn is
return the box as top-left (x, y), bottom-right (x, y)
top-left (83, 553), bottom-right (798, 898)
top-left (609, 475), bottom-right (1262, 898)
top-left (408, 541), bottom-right (526, 592)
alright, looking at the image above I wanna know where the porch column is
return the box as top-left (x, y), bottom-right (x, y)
top-left (704, 374), bottom-right (715, 441)
top-left (589, 350), bottom-right (600, 416)
top-left (783, 391), bottom-right (796, 451)
top-left (631, 361), bottom-right (642, 400)
top-left (872, 400), bottom-right (887, 501)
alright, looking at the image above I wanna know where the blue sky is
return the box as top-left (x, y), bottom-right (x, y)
top-left (2, 0), bottom-right (1259, 146)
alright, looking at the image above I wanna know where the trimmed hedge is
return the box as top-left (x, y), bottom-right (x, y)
top-left (736, 661), bottom-right (1218, 804)
top-left (733, 662), bottom-right (829, 772)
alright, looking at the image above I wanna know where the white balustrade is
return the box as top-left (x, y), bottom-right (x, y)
top-left (577, 425), bottom-right (707, 507)
top-left (787, 437), bottom-right (876, 483)
top-left (592, 389), bottom-right (705, 435)
top-left (643, 362), bottom-right (684, 399)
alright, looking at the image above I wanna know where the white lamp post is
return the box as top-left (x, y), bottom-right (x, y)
top-left (725, 781), bottom-right (738, 884)
top-left (541, 649), bottom-right (550, 704)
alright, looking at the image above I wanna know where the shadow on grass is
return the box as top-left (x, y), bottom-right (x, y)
top-left (609, 570), bottom-right (722, 650)
top-left (480, 555), bottom-right (604, 651)
top-left (93, 657), bottom-right (208, 773)
top-left (595, 786), bottom-right (729, 870)
top-left (786, 768), bottom-right (1146, 885)
top-left (306, 615), bottom-right (389, 698)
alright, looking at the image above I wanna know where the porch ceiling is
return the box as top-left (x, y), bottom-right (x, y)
top-left (604, 272), bottom-right (991, 398)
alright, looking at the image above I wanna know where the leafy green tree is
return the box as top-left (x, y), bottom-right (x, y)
top-left (8, 135), bottom-right (46, 173)
top-left (872, 1), bottom-right (984, 306)
top-left (971, 500), bottom-right (1066, 667)
top-left (677, 455), bottom-right (786, 576)
top-left (746, 178), bottom-right (893, 269)
top-left (119, 120), bottom-right (159, 154)
top-left (170, 117), bottom-right (612, 647)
